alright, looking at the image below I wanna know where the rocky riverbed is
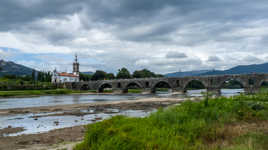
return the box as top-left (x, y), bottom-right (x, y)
top-left (0, 97), bottom-right (191, 150)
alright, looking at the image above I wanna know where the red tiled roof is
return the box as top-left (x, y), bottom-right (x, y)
top-left (57, 72), bottom-right (79, 77)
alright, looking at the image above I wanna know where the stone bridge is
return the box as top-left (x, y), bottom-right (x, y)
top-left (61, 74), bottom-right (268, 95)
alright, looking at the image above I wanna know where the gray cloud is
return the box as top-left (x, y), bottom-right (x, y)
top-left (243, 56), bottom-right (263, 64)
top-left (207, 56), bottom-right (221, 62)
top-left (166, 51), bottom-right (187, 59)
top-left (1, 0), bottom-right (268, 73)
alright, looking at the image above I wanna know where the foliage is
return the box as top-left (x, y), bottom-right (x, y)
top-left (133, 69), bottom-right (159, 78)
top-left (0, 75), bottom-right (55, 91)
top-left (91, 70), bottom-right (107, 81)
top-left (116, 67), bottom-right (131, 79)
top-left (74, 92), bottom-right (268, 150)
top-left (0, 89), bottom-right (87, 97)
top-left (106, 73), bottom-right (115, 80)
top-left (80, 73), bottom-right (92, 81)
top-left (37, 71), bottom-right (52, 82)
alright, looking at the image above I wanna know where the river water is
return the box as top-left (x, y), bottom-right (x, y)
top-left (0, 89), bottom-right (244, 136)
top-left (0, 89), bottom-right (244, 110)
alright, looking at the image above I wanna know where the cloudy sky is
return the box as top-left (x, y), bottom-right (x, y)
top-left (1, 0), bottom-right (268, 74)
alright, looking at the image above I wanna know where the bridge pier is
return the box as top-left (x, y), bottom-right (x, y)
top-left (244, 87), bottom-right (260, 95)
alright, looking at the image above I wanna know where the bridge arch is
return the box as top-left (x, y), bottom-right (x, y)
top-left (183, 80), bottom-right (207, 93)
top-left (152, 81), bottom-right (172, 93)
top-left (183, 79), bottom-right (206, 90)
top-left (98, 83), bottom-right (113, 93)
top-left (123, 82), bottom-right (143, 93)
top-left (219, 78), bottom-right (245, 89)
top-left (259, 79), bottom-right (268, 87)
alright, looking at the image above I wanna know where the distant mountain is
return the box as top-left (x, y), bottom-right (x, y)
top-left (201, 63), bottom-right (268, 76)
top-left (0, 60), bottom-right (34, 76)
top-left (81, 71), bottom-right (94, 75)
top-left (165, 62), bottom-right (268, 77)
top-left (165, 70), bottom-right (211, 77)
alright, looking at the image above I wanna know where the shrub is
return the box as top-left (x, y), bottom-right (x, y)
top-left (74, 93), bottom-right (268, 150)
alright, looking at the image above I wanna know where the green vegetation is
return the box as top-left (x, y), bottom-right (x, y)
top-left (133, 69), bottom-right (163, 78)
top-left (74, 92), bottom-right (268, 150)
top-left (116, 67), bottom-right (132, 79)
top-left (127, 89), bottom-right (143, 93)
top-left (0, 89), bottom-right (86, 97)
top-left (83, 68), bottom-right (163, 81)
top-left (0, 71), bottom-right (54, 91)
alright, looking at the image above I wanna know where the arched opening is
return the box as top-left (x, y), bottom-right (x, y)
top-left (176, 80), bottom-right (180, 87)
top-left (81, 84), bottom-right (89, 91)
top-left (220, 79), bottom-right (244, 96)
top-left (153, 81), bottom-right (172, 93)
top-left (145, 82), bottom-right (149, 88)
top-left (261, 81), bottom-right (268, 87)
top-left (184, 80), bottom-right (206, 96)
top-left (72, 82), bottom-right (76, 89)
top-left (98, 83), bottom-right (113, 93)
top-left (248, 78), bottom-right (255, 86)
top-left (117, 83), bottom-right (121, 88)
top-left (125, 82), bottom-right (142, 93)
top-left (221, 79), bottom-right (244, 89)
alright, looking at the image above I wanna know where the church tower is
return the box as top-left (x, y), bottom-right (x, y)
top-left (73, 54), bottom-right (79, 75)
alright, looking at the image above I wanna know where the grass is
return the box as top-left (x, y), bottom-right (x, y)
top-left (0, 89), bottom-right (86, 97)
top-left (128, 89), bottom-right (143, 93)
top-left (74, 92), bottom-right (268, 150)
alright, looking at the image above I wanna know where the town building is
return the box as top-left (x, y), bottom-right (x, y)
top-left (52, 55), bottom-right (80, 83)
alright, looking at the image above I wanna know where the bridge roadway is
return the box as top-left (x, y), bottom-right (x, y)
top-left (60, 73), bottom-right (268, 95)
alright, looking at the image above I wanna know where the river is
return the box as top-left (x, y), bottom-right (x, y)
top-left (0, 89), bottom-right (244, 136)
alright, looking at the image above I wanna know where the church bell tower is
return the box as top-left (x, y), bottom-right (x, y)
top-left (73, 54), bottom-right (79, 75)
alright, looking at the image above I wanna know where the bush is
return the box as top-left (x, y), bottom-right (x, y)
top-left (74, 93), bottom-right (268, 150)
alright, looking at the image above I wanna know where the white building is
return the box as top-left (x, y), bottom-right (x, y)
top-left (52, 55), bottom-right (80, 83)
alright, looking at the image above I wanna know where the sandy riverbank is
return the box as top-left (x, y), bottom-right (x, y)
top-left (0, 97), bottom-right (194, 115)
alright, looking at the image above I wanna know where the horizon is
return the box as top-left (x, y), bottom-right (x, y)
top-left (1, 58), bottom-right (268, 75)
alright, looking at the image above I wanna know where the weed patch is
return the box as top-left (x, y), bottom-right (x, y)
top-left (74, 93), bottom-right (268, 150)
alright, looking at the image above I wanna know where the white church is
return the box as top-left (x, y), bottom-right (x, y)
top-left (52, 55), bottom-right (80, 83)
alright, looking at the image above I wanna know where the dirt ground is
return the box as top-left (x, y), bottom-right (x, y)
top-left (0, 125), bottom-right (85, 150)
top-left (0, 97), bottom-right (192, 150)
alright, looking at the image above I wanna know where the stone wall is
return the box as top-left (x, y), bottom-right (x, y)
top-left (61, 73), bottom-right (268, 94)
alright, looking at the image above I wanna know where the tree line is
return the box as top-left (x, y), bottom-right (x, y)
top-left (0, 70), bottom-right (52, 83)
top-left (80, 68), bottom-right (163, 81)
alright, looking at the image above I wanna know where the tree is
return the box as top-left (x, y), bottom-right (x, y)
top-left (116, 68), bottom-right (131, 79)
top-left (133, 69), bottom-right (156, 78)
top-left (91, 70), bottom-right (107, 81)
top-left (106, 73), bottom-right (115, 80)
top-left (80, 73), bottom-right (92, 81)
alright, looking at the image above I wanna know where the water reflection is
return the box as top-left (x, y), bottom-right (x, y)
top-left (0, 89), bottom-right (245, 136)
top-left (0, 89), bottom-right (244, 110)
top-left (72, 95), bottom-right (81, 104)
top-left (0, 109), bottom-right (152, 136)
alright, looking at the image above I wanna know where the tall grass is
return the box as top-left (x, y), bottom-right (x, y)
top-left (0, 89), bottom-right (82, 97)
top-left (74, 93), bottom-right (268, 150)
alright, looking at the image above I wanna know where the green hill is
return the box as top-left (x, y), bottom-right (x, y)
top-left (0, 60), bottom-right (34, 76)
